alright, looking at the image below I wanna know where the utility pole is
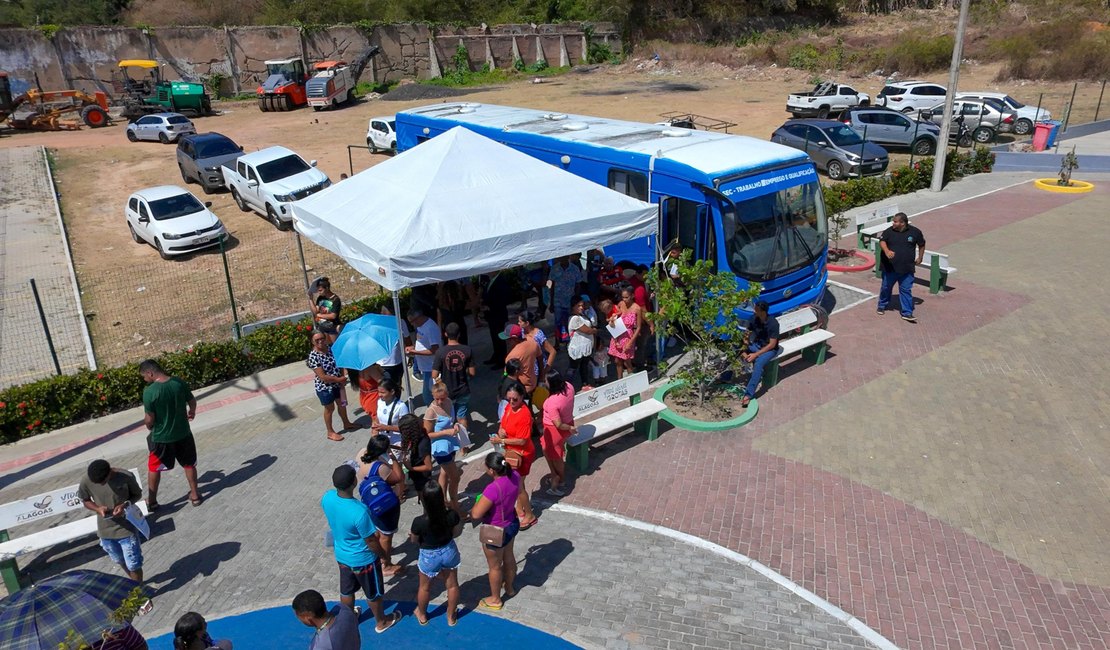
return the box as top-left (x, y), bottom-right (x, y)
top-left (931, 0), bottom-right (972, 192)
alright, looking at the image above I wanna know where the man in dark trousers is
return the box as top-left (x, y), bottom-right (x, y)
top-left (741, 301), bottom-right (780, 409)
top-left (877, 212), bottom-right (926, 323)
top-left (482, 271), bottom-right (513, 367)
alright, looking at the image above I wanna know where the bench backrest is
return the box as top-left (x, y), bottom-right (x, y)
top-left (921, 250), bottom-right (950, 269)
top-left (0, 468), bottom-right (142, 531)
top-left (573, 371), bottom-right (649, 420)
top-left (854, 204), bottom-right (900, 229)
top-left (776, 309), bottom-right (817, 334)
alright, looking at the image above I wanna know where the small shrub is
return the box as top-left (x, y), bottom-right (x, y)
top-left (786, 43), bottom-right (821, 71)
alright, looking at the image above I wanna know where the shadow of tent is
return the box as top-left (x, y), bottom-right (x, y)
top-left (196, 454), bottom-right (278, 500)
top-left (147, 541), bottom-right (241, 597)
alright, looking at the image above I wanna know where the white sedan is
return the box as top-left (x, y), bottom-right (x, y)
top-left (125, 186), bottom-right (227, 259)
top-left (366, 116), bottom-right (396, 154)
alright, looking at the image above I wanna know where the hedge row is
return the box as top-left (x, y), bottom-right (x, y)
top-left (824, 146), bottom-right (996, 217)
top-left (0, 291), bottom-right (405, 443)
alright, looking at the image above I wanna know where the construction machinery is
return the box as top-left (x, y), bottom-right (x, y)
top-left (115, 60), bottom-right (213, 119)
top-left (306, 61), bottom-right (356, 111)
top-left (0, 71), bottom-right (111, 131)
top-left (257, 58), bottom-right (308, 112)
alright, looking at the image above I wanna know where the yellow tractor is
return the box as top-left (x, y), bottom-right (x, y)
top-left (0, 71), bottom-right (111, 131)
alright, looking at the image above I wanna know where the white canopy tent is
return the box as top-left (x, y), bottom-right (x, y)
top-left (291, 125), bottom-right (658, 404)
top-left (291, 126), bottom-right (658, 291)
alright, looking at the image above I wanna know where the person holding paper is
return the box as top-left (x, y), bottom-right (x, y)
top-left (79, 460), bottom-right (146, 584)
top-left (607, 285), bottom-right (643, 380)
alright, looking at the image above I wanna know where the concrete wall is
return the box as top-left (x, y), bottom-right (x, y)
top-left (0, 22), bottom-right (620, 99)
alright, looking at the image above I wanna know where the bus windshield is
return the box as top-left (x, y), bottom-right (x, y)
top-left (720, 180), bottom-right (826, 281)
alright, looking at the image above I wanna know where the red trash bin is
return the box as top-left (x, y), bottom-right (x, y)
top-left (1032, 122), bottom-right (1052, 151)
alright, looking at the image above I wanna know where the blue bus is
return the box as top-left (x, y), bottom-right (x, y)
top-left (395, 103), bottom-right (827, 316)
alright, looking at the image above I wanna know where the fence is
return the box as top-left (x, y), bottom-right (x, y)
top-left (0, 277), bottom-right (93, 389)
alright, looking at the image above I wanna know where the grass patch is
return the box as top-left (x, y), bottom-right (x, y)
top-left (355, 80), bottom-right (397, 96)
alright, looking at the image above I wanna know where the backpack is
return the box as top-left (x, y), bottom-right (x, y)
top-left (358, 461), bottom-right (399, 517)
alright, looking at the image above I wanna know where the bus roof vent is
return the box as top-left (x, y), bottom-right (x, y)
top-left (661, 128), bottom-right (692, 137)
top-left (543, 113), bottom-right (568, 121)
top-left (562, 122), bottom-right (589, 131)
top-left (456, 103), bottom-right (481, 114)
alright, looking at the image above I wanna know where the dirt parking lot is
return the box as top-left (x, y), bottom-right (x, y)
top-left (0, 61), bottom-right (1089, 365)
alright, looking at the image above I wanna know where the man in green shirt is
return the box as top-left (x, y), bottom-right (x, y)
top-left (141, 359), bottom-right (201, 509)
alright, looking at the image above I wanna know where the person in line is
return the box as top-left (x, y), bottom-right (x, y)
top-left (357, 435), bottom-right (405, 576)
top-left (399, 414), bottom-right (434, 499)
top-left (371, 379), bottom-right (408, 447)
top-left (481, 271), bottom-right (513, 367)
top-left (548, 255), bottom-right (583, 338)
top-left (497, 358), bottom-right (523, 420)
top-left (492, 382), bottom-right (538, 530)
top-left (590, 298), bottom-right (614, 385)
top-left (517, 310), bottom-right (557, 383)
top-left (79, 460), bottom-right (145, 584)
top-left (501, 324), bottom-right (540, 395)
top-left (566, 297), bottom-right (596, 390)
top-left (307, 333), bottom-right (359, 442)
top-left (436, 280), bottom-right (469, 345)
top-left (585, 249), bottom-right (605, 300)
top-left (292, 589), bottom-right (360, 650)
top-left (524, 261), bottom-right (549, 319)
top-left (540, 370), bottom-right (576, 497)
top-left (740, 301), bottom-right (781, 409)
top-left (432, 322), bottom-right (476, 446)
top-left (310, 277), bottom-right (343, 344)
top-left (607, 285), bottom-right (643, 380)
top-left (409, 482), bottom-right (463, 626)
top-left (320, 464), bottom-right (402, 634)
top-left (140, 359), bottom-right (202, 509)
top-left (172, 612), bottom-right (232, 650)
top-left (470, 452), bottom-right (521, 611)
top-left (356, 364), bottom-right (384, 426)
top-left (377, 306), bottom-right (411, 383)
top-left (877, 212), bottom-right (926, 323)
top-left (423, 382), bottom-right (463, 508)
top-left (405, 308), bottom-right (442, 405)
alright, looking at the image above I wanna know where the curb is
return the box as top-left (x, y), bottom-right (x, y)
top-left (653, 380), bottom-right (758, 432)
top-left (1032, 178), bottom-right (1095, 193)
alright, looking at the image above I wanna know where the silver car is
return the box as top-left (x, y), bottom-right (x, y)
top-left (771, 119), bottom-right (889, 181)
top-left (919, 99), bottom-right (1016, 144)
top-left (842, 107), bottom-right (941, 155)
top-left (125, 112), bottom-right (196, 144)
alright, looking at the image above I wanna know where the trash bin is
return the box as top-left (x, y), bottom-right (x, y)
top-left (1033, 120), bottom-right (1064, 151)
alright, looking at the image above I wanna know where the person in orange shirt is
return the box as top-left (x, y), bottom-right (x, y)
top-left (357, 364), bottom-right (384, 424)
top-left (491, 381), bottom-right (539, 530)
top-left (500, 324), bottom-right (541, 395)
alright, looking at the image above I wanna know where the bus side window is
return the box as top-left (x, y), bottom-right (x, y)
top-left (702, 214), bottom-right (717, 272)
top-left (607, 169), bottom-right (648, 201)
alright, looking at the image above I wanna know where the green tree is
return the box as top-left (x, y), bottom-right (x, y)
top-left (0, 0), bottom-right (132, 26)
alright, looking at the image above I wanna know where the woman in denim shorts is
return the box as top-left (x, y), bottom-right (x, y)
top-left (409, 482), bottom-right (462, 626)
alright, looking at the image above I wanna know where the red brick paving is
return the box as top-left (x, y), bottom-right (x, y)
top-left (552, 184), bottom-right (1110, 649)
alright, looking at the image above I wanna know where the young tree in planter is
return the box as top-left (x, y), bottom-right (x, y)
top-left (646, 250), bottom-right (761, 406)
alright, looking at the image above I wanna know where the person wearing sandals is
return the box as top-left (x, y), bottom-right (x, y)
top-left (320, 464), bottom-right (402, 635)
top-left (740, 301), bottom-right (780, 409)
top-left (308, 332), bottom-right (360, 442)
top-left (491, 382), bottom-right (539, 530)
top-left (470, 452), bottom-right (521, 612)
top-left (399, 414), bottom-right (434, 498)
top-left (172, 612), bottom-right (232, 650)
top-left (540, 370), bottom-right (576, 497)
top-left (371, 379), bottom-right (408, 447)
top-left (423, 383), bottom-right (463, 508)
top-left (357, 435), bottom-right (405, 576)
top-left (410, 482), bottom-right (463, 626)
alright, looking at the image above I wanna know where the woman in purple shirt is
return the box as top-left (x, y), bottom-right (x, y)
top-left (469, 452), bottom-right (521, 611)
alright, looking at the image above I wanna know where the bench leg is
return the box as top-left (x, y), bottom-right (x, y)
top-left (635, 414), bottom-right (660, 441)
top-left (0, 529), bottom-right (20, 593)
top-left (765, 360), bottom-right (781, 389)
top-left (873, 241), bottom-right (883, 279)
top-left (567, 443), bottom-right (589, 474)
top-left (813, 341), bottom-right (828, 365)
top-left (929, 255), bottom-right (943, 294)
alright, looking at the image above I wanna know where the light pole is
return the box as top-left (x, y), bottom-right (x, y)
top-left (931, 0), bottom-right (972, 192)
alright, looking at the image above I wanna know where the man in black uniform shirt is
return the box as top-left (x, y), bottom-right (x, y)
top-left (741, 301), bottom-right (780, 409)
top-left (877, 213), bottom-right (926, 323)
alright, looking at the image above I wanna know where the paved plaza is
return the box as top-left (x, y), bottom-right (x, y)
top-left (1, 172), bottom-right (1109, 648)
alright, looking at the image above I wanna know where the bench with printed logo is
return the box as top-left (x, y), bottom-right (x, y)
top-left (854, 204), bottom-right (901, 250)
top-left (870, 241), bottom-right (957, 294)
top-left (761, 307), bottom-right (835, 389)
top-left (565, 371), bottom-right (668, 473)
top-left (0, 468), bottom-right (147, 592)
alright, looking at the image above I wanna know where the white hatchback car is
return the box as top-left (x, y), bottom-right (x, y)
top-left (876, 81), bottom-right (948, 116)
top-left (366, 116), bottom-right (396, 154)
top-left (125, 113), bottom-right (196, 144)
top-left (125, 186), bottom-right (227, 259)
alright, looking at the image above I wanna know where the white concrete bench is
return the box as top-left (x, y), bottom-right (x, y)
top-left (565, 371), bottom-right (668, 473)
top-left (0, 468), bottom-right (147, 592)
top-left (870, 242), bottom-right (957, 295)
top-left (763, 308), bottom-right (835, 388)
top-left (854, 204), bottom-right (900, 249)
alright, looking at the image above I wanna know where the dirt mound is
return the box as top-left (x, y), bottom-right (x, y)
top-left (380, 84), bottom-right (493, 102)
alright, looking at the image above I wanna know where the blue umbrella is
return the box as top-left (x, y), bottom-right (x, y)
top-left (332, 312), bottom-right (401, 370)
top-left (0, 570), bottom-right (144, 650)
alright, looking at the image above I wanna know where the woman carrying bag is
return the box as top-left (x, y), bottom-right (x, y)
top-left (490, 382), bottom-right (538, 530)
top-left (469, 452), bottom-right (520, 611)
top-left (424, 382), bottom-right (463, 508)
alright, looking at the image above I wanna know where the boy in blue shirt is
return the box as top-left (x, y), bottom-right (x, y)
top-left (320, 464), bottom-right (401, 634)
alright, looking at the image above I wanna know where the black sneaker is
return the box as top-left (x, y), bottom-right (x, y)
top-left (876, 308), bottom-right (885, 316)
top-left (901, 314), bottom-right (917, 323)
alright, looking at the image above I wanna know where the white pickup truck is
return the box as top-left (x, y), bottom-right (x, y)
top-left (787, 81), bottom-right (870, 119)
top-left (223, 146), bottom-right (330, 230)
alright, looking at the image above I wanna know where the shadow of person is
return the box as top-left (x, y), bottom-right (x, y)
top-left (195, 454), bottom-right (278, 500)
top-left (146, 541), bottom-right (240, 597)
top-left (515, 537), bottom-right (573, 590)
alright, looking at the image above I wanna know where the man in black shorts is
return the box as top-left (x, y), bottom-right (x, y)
top-left (141, 359), bottom-right (202, 509)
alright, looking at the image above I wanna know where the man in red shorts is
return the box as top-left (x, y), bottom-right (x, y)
top-left (140, 359), bottom-right (202, 509)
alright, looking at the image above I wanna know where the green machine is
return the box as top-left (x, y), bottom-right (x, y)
top-left (116, 59), bottom-right (213, 119)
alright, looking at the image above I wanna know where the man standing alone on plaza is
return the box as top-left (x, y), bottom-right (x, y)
top-left (877, 212), bottom-right (926, 323)
top-left (141, 359), bottom-right (202, 510)
top-left (321, 464), bottom-right (401, 634)
top-left (79, 460), bottom-right (146, 585)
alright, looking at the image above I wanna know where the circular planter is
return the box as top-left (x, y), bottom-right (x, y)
top-left (1033, 178), bottom-right (1094, 193)
top-left (826, 249), bottom-right (875, 273)
top-left (653, 380), bottom-right (758, 432)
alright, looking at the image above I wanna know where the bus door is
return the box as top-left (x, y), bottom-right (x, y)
top-left (660, 196), bottom-right (715, 270)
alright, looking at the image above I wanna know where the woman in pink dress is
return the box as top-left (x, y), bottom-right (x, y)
top-left (607, 285), bottom-right (643, 379)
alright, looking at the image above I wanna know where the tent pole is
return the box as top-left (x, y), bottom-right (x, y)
top-left (392, 290), bottom-right (415, 409)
